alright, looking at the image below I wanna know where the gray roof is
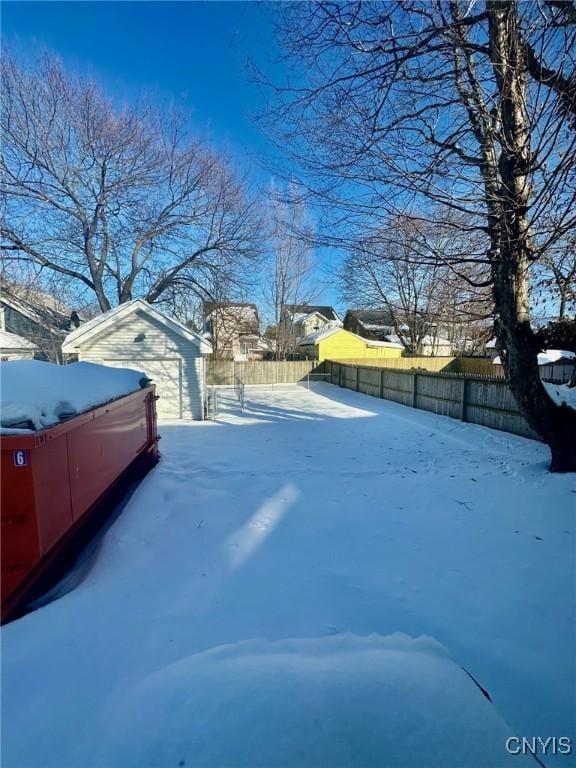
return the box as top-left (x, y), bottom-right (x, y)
top-left (344, 309), bottom-right (395, 328)
top-left (285, 304), bottom-right (340, 322)
top-left (0, 282), bottom-right (76, 333)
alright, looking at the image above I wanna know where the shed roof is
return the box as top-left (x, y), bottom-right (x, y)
top-left (62, 299), bottom-right (212, 354)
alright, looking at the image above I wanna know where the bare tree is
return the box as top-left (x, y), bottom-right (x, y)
top-left (535, 236), bottom-right (576, 319)
top-left (1, 52), bottom-right (262, 313)
top-left (341, 216), bottom-right (492, 354)
top-left (261, 1), bottom-right (576, 470)
top-left (264, 186), bottom-right (318, 358)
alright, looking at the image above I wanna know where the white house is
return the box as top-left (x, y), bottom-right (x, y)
top-left (281, 305), bottom-right (342, 342)
top-left (386, 332), bottom-right (453, 357)
top-left (62, 299), bottom-right (212, 420)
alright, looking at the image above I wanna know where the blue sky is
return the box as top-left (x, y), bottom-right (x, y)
top-left (3, 2), bottom-right (274, 160)
top-left (3, 1), bottom-right (343, 315)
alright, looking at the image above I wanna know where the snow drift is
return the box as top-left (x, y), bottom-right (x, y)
top-left (84, 634), bottom-right (531, 768)
top-left (0, 360), bottom-right (149, 432)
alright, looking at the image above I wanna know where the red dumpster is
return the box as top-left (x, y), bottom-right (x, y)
top-left (1, 385), bottom-right (159, 622)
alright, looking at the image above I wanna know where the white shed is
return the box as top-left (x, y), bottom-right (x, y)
top-left (62, 299), bottom-right (212, 420)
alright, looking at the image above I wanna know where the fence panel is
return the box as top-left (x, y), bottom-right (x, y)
top-left (539, 361), bottom-right (575, 383)
top-left (206, 359), bottom-right (325, 386)
top-left (343, 365), bottom-right (357, 390)
top-left (326, 355), bottom-right (574, 381)
top-left (326, 361), bottom-right (537, 441)
top-left (450, 357), bottom-right (502, 376)
top-left (414, 374), bottom-right (464, 420)
top-left (358, 366), bottom-right (381, 397)
top-left (381, 369), bottom-right (414, 407)
top-left (206, 360), bottom-right (235, 385)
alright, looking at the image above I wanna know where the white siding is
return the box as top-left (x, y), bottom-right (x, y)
top-left (76, 309), bottom-right (204, 420)
top-left (0, 349), bottom-right (35, 361)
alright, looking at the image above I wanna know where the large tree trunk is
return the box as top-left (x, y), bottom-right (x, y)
top-left (493, 264), bottom-right (576, 472)
top-left (488, 0), bottom-right (576, 472)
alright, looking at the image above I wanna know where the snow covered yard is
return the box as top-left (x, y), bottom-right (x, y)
top-left (2, 383), bottom-right (575, 767)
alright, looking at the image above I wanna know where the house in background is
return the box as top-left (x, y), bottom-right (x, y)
top-left (279, 305), bottom-right (341, 351)
top-left (489, 346), bottom-right (575, 384)
top-left (297, 327), bottom-right (403, 362)
top-left (0, 329), bottom-right (38, 361)
top-left (345, 308), bottom-right (452, 356)
top-left (385, 332), bottom-right (453, 357)
top-left (204, 301), bottom-right (267, 361)
top-left (343, 309), bottom-right (394, 341)
top-left (0, 282), bottom-right (81, 362)
top-left (485, 337), bottom-right (498, 360)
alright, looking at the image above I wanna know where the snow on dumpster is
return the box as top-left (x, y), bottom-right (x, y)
top-left (1, 359), bottom-right (150, 432)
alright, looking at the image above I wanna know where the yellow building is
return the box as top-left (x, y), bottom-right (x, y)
top-left (297, 327), bottom-right (403, 362)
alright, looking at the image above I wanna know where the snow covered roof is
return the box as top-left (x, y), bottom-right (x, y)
top-left (285, 304), bottom-right (340, 322)
top-left (363, 322), bottom-right (393, 331)
top-left (63, 299), bottom-right (212, 354)
top-left (492, 349), bottom-right (575, 366)
top-left (0, 329), bottom-right (38, 350)
top-left (386, 333), bottom-right (451, 348)
top-left (537, 349), bottom-right (575, 364)
top-left (365, 338), bottom-right (405, 349)
top-left (298, 327), bottom-right (403, 349)
top-left (297, 326), bottom-right (344, 346)
top-left (289, 310), bottom-right (342, 328)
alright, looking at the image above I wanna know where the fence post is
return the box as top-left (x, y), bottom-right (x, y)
top-left (412, 373), bottom-right (418, 408)
top-left (356, 366), bottom-right (360, 392)
top-left (379, 368), bottom-right (384, 399)
top-left (461, 377), bottom-right (468, 422)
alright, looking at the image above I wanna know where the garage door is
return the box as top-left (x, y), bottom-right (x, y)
top-left (102, 358), bottom-right (182, 419)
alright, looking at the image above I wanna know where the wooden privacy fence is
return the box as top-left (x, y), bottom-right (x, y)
top-left (207, 359), bottom-right (327, 386)
top-left (330, 355), bottom-right (575, 382)
top-left (327, 360), bottom-right (539, 440)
